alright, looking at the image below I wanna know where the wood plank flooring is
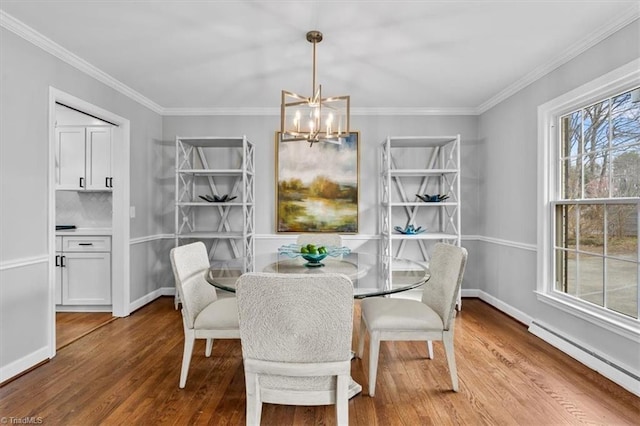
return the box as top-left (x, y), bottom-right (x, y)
top-left (56, 311), bottom-right (116, 349)
top-left (1, 297), bottom-right (638, 425)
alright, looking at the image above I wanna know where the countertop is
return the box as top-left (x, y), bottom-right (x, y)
top-left (56, 227), bottom-right (112, 236)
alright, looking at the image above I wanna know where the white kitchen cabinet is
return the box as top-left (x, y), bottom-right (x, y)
top-left (55, 236), bottom-right (63, 305)
top-left (55, 235), bottom-right (111, 306)
top-left (55, 126), bottom-right (113, 191)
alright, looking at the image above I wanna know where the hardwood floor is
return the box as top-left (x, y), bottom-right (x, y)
top-left (1, 297), bottom-right (637, 425)
top-left (56, 311), bottom-right (116, 349)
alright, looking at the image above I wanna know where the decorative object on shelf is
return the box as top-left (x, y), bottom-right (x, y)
top-left (394, 225), bottom-right (426, 235)
top-left (278, 243), bottom-right (351, 267)
top-left (416, 193), bottom-right (449, 202)
top-left (280, 30), bottom-right (350, 146)
top-left (198, 194), bottom-right (237, 203)
top-left (276, 131), bottom-right (359, 233)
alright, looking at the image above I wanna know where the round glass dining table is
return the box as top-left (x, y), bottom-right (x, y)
top-left (206, 252), bottom-right (430, 298)
top-left (205, 251), bottom-right (429, 399)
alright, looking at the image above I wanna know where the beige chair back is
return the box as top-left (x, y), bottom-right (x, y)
top-left (170, 241), bottom-right (217, 329)
top-left (421, 243), bottom-right (468, 330)
top-left (236, 272), bottom-right (353, 390)
top-left (296, 233), bottom-right (342, 247)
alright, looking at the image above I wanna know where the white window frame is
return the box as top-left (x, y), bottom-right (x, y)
top-left (537, 58), bottom-right (640, 341)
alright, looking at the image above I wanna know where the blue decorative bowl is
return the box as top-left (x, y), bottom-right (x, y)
top-left (301, 252), bottom-right (329, 266)
top-left (278, 244), bottom-right (351, 267)
top-left (394, 225), bottom-right (426, 235)
top-left (416, 193), bottom-right (449, 202)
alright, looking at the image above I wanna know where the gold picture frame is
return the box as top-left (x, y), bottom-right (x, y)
top-left (275, 131), bottom-right (360, 233)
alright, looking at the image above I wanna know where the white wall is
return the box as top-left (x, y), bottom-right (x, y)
top-left (477, 20), bottom-right (640, 374)
top-left (0, 28), bottom-right (163, 381)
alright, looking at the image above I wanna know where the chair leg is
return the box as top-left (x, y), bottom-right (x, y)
top-left (205, 338), bottom-right (213, 357)
top-left (357, 315), bottom-right (367, 359)
top-left (245, 371), bottom-right (262, 426)
top-left (443, 331), bottom-right (459, 392)
top-left (335, 374), bottom-right (349, 425)
top-left (179, 331), bottom-right (195, 388)
top-left (427, 340), bottom-right (434, 359)
top-left (368, 331), bottom-right (380, 397)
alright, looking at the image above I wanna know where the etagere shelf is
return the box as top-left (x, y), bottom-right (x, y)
top-left (380, 135), bottom-right (462, 307)
top-left (174, 136), bottom-right (255, 307)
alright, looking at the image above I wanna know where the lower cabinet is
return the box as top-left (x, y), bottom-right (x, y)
top-left (55, 236), bottom-right (111, 306)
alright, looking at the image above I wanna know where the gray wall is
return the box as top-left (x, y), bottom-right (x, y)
top-left (161, 114), bottom-right (480, 286)
top-left (477, 20), bottom-right (640, 370)
top-left (0, 28), bottom-right (163, 376)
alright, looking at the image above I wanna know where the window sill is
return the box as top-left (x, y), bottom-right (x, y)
top-left (535, 291), bottom-right (640, 342)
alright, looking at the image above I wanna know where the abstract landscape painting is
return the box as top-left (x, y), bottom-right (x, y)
top-left (276, 132), bottom-right (359, 233)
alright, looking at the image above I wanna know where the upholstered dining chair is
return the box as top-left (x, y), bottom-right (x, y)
top-left (296, 233), bottom-right (342, 247)
top-left (236, 272), bottom-right (354, 426)
top-left (357, 243), bottom-right (468, 396)
top-left (170, 241), bottom-right (240, 388)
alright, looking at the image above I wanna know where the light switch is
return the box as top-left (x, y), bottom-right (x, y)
top-left (130, 206), bottom-right (136, 218)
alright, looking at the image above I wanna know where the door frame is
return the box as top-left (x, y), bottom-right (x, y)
top-left (48, 87), bottom-right (131, 358)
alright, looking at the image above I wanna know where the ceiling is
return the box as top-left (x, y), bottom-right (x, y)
top-left (1, 1), bottom-right (638, 114)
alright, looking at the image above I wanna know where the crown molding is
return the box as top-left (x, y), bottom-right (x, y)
top-left (162, 106), bottom-right (480, 116)
top-left (477, 4), bottom-right (640, 114)
top-left (0, 10), bottom-right (164, 115)
top-left (352, 107), bottom-right (479, 116)
top-left (162, 107), bottom-right (278, 116)
top-left (2, 6), bottom-right (637, 118)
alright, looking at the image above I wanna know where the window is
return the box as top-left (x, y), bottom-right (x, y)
top-left (556, 88), bottom-right (639, 319)
top-left (538, 59), bottom-right (640, 337)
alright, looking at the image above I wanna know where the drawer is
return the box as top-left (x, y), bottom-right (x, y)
top-left (62, 236), bottom-right (111, 252)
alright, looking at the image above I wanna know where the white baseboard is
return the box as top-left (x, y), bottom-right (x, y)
top-left (529, 321), bottom-right (640, 397)
top-left (129, 287), bottom-right (175, 312)
top-left (469, 289), bottom-right (533, 325)
top-left (56, 305), bottom-right (112, 313)
top-left (0, 346), bottom-right (49, 383)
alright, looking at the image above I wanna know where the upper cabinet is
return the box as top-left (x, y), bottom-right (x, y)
top-left (55, 126), bottom-right (113, 191)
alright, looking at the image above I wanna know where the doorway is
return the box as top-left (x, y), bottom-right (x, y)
top-left (48, 88), bottom-right (131, 358)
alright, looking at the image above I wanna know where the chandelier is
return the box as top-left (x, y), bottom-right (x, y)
top-left (280, 30), bottom-right (350, 146)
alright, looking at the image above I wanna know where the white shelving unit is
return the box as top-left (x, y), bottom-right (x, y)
top-left (380, 135), bottom-right (461, 306)
top-left (174, 136), bottom-right (255, 306)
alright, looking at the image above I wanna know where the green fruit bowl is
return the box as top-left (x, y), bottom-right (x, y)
top-left (300, 252), bottom-right (328, 266)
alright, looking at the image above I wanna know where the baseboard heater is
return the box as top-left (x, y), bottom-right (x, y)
top-left (530, 320), bottom-right (640, 382)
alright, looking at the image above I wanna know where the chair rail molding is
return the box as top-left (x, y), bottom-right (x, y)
top-left (462, 235), bottom-right (537, 251)
top-left (0, 255), bottom-right (49, 271)
top-left (129, 234), bottom-right (174, 245)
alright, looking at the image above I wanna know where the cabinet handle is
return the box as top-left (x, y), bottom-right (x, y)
top-left (79, 177), bottom-right (84, 188)
top-left (55, 255), bottom-right (60, 267)
top-left (109, 177), bottom-right (113, 188)
top-left (106, 177), bottom-right (110, 188)
top-left (78, 243), bottom-right (93, 246)
top-left (61, 256), bottom-right (66, 267)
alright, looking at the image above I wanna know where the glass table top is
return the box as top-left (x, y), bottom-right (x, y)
top-left (206, 252), bottom-right (429, 299)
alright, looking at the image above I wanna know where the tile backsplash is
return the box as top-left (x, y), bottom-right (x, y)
top-left (56, 191), bottom-right (112, 228)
